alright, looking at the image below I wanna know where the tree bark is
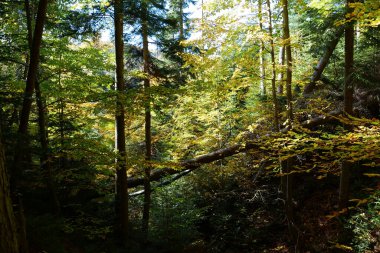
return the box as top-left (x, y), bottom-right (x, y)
top-left (35, 83), bottom-right (60, 214)
top-left (0, 129), bottom-right (20, 253)
top-left (277, 46), bottom-right (285, 94)
top-left (179, 0), bottom-right (184, 43)
top-left (282, 0), bottom-right (293, 125)
top-left (303, 27), bottom-right (344, 95)
top-left (266, 0), bottom-right (279, 132)
top-left (258, 0), bottom-right (266, 96)
top-left (281, 0), bottom-right (297, 244)
top-left (141, 1), bottom-right (152, 240)
top-left (339, 0), bottom-right (355, 209)
top-left (18, 0), bottom-right (48, 135)
top-left (114, 0), bottom-right (129, 241)
top-left (13, 0), bottom-right (48, 185)
top-left (24, 0), bottom-right (60, 215)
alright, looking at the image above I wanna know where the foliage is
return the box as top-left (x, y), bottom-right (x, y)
top-left (346, 191), bottom-right (380, 252)
top-left (1, 0), bottom-right (380, 252)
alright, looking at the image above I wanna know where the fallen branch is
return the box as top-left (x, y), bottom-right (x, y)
top-left (303, 27), bottom-right (344, 95)
top-left (127, 110), bottom-right (343, 188)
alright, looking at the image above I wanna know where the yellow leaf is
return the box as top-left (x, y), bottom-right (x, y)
top-left (363, 173), bottom-right (380, 177)
top-left (333, 243), bottom-right (353, 252)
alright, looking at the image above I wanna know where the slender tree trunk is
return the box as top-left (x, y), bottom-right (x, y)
top-left (0, 129), bottom-right (19, 253)
top-left (142, 2), bottom-right (152, 240)
top-left (35, 84), bottom-right (60, 214)
top-left (9, 2), bottom-right (48, 252)
top-left (281, 0), bottom-right (298, 246)
top-left (339, 0), bottom-right (355, 209)
top-left (343, 7), bottom-right (354, 116)
top-left (114, 0), bottom-right (129, 241)
top-left (266, 0), bottom-right (279, 132)
top-left (18, 0), bottom-right (48, 136)
top-left (277, 46), bottom-right (285, 94)
top-left (13, 0), bottom-right (47, 176)
top-left (282, 0), bottom-right (293, 124)
top-left (24, 0), bottom-right (60, 215)
top-left (258, 0), bottom-right (266, 96)
top-left (303, 27), bottom-right (344, 95)
top-left (179, 0), bottom-right (184, 43)
top-left (13, 0), bottom-right (48, 180)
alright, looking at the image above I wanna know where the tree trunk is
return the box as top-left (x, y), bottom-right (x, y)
top-left (18, 0), bottom-right (48, 135)
top-left (344, 5), bottom-right (354, 115)
top-left (339, 0), bottom-right (355, 209)
top-left (303, 27), bottom-right (344, 95)
top-left (142, 2), bottom-right (152, 240)
top-left (179, 0), bottom-right (184, 43)
top-left (13, 0), bottom-right (48, 184)
top-left (114, 0), bottom-right (129, 241)
top-left (35, 84), bottom-right (60, 214)
top-left (277, 46), bottom-right (285, 94)
top-left (266, 0), bottom-right (279, 132)
top-left (258, 0), bottom-right (266, 96)
top-left (9, 2), bottom-right (48, 252)
top-left (24, 0), bottom-right (60, 215)
top-left (282, 0), bottom-right (297, 245)
top-left (0, 129), bottom-right (20, 253)
top-left (282, 0), bottom-right (293, 124)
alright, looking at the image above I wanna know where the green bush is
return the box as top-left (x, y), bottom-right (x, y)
top-left (346, 191), bottom-right (380, 252)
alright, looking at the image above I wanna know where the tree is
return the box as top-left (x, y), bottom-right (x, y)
top-left (303, 27), bottom-right (344, 95)
top-left (114, 0), bottom-right (129, 241)
top-left (0, 128), bottom-right (19, 253)
top-left (281, 0), bottom-right (297, 244)
top-left (267, 0), bottom-right (279, 131)
top-left (258, 0), bottom-right (266, 96)
top-left (24, 0), bottom-right (60, 215)
top-left (339, 0), bottom-right (355, 209)
top-left (141, 0), bottom-right (152, 239)
top-left (13, 0), bottom-right (48, 182)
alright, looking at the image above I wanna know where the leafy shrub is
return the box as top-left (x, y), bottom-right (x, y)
top-left (346, 191), bottom-right (380, 252)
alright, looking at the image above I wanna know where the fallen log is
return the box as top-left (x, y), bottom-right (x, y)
top-left (303, 27), bottom-right (344, 95)
top-left (127, 110), bottom-right (342, 189)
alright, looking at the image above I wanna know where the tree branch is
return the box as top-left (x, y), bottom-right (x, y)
top-left (127, 110), bottom-right (343, 188)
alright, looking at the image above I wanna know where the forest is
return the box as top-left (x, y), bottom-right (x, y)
top-left (0, 0), bottom-right (379, 252)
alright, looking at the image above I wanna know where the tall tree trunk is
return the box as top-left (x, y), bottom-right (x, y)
top-left (35, 84), bottom-right (60, 214)
top-left (10, 2), bottom-right (48, 252)
top-left (18, 0), bottom-right (48, 136)
top-left (277, 46), bottom-right (285, 94)
top-left (266, 0), bottom-right (279, 132)
top-left (0, 128), bottom-right (20, 253)
top-left (282, 0), bottom-right (293, 124)
top-left (114, 0), bottom-right (129, 241)
top-left (13, 0), bottom-right (48, 180)
top-left (339, 0), bottom-right (355, 209)
top-left (258, 0), bottom-right (266, 96)
top-left (142, 2), bottom-right (152, 240)
top-left (179, 0), bottom-right (184, 43)
top-left (281, 0), bottom-right (298, 245)
top-left (24, 0), bottom-right (60, 215)
top-left (303, 27), bottom-right (344, 95)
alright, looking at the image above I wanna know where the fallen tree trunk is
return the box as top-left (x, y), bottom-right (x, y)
top-left (303, 27), bottom-right (344, 95)
top-left (127, 110), bottom-right (342, 189)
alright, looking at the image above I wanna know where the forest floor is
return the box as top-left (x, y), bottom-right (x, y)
top-left (27, 167), bottom-right (379, 253)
